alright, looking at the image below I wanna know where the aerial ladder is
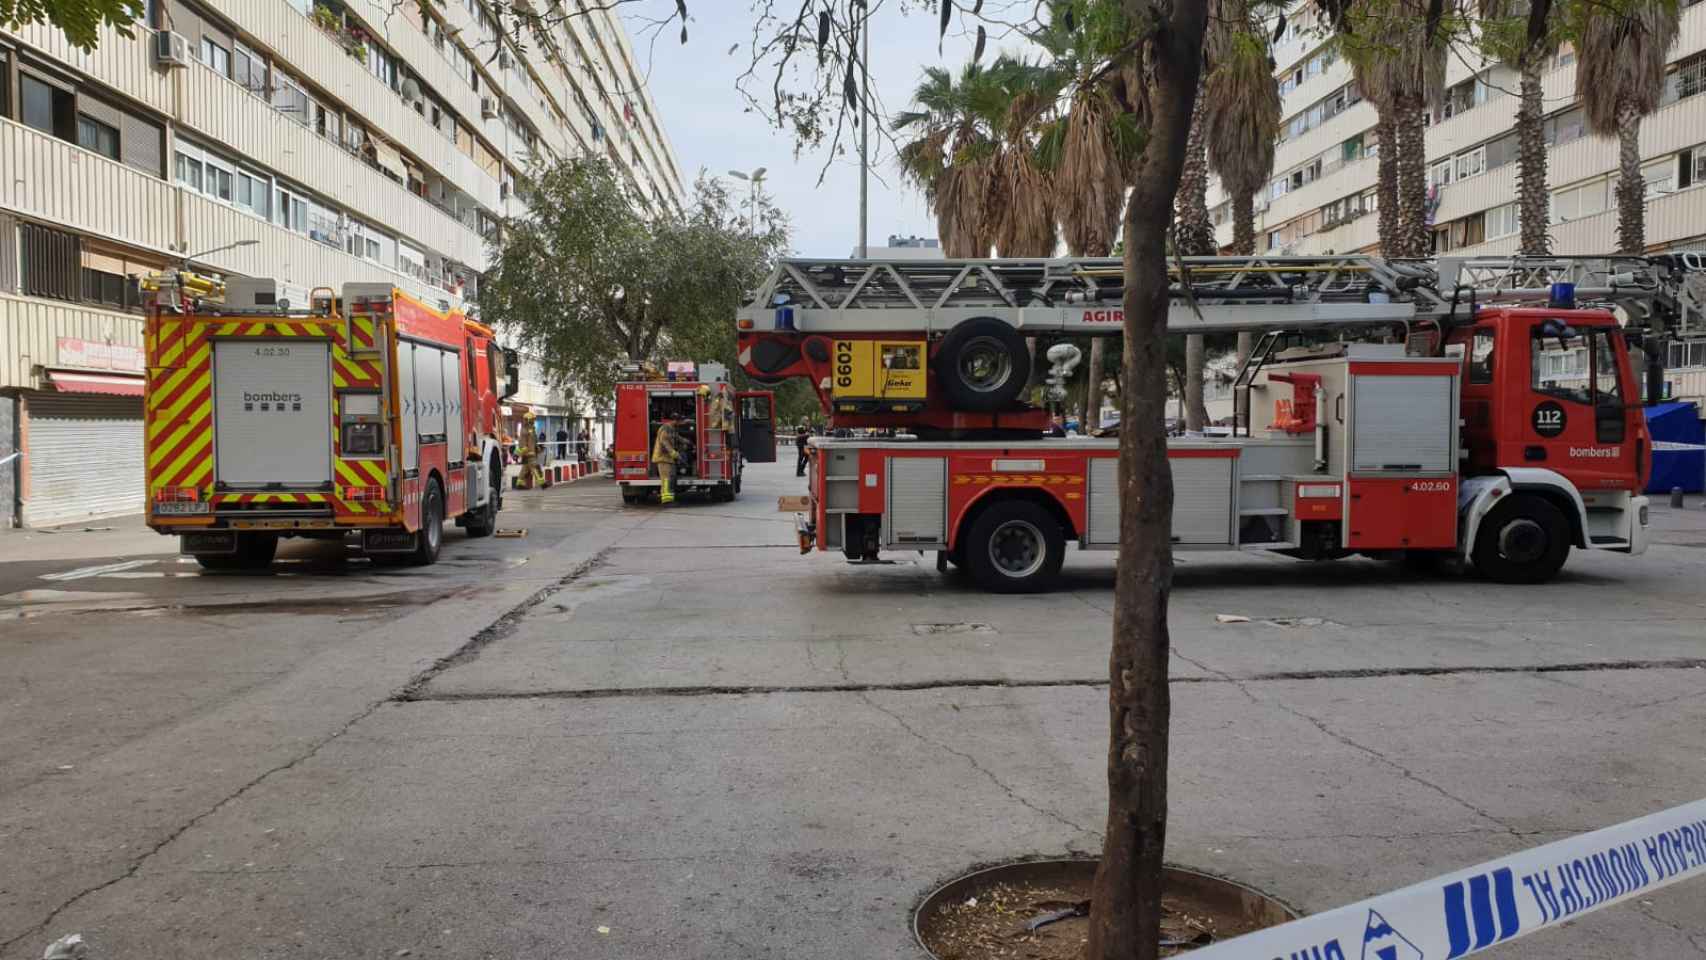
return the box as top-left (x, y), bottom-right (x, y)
top-left (737, 252), bottom-right (1706, 435)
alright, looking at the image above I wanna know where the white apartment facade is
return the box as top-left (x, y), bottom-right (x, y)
top-left (1206, 1), bottom-right (1706, 413)
top-left (0, 0), bottom-right (684, 526)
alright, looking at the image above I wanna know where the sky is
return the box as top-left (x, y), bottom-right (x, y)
top-left (625, 3), bottom-right (1016, 258)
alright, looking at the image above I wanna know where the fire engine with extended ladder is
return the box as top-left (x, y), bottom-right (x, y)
top-left (737, 252), bottom-right (1706, 592)
top-left (142, 275), bottom-right (518, 569)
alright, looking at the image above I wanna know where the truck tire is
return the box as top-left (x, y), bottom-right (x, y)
top-left (964, 499), bottom-right (1064, 593)
top-left (621, 485), bottom-right (643, 505)
top-left (463, 465), bottom-right (500, 538)
top-left (409, 479), bottom-right (445, 566)
top-left (934, 317), bottom-right (1031, 412)
top-left (1472, 494), bottom-right (1570, 584)
top-left (195, 533), bottom-right (278, 571)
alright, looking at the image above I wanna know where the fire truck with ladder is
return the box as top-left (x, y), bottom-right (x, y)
top-left (143, 275), bottom-right (518, 569)
top-left (737, 252), bottom-right (1706, 592)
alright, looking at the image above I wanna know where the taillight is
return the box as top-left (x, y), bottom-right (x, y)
top-left (156, 486), bottom-right (199, 502)
top-left (342, 485), bottom-right (386, 502)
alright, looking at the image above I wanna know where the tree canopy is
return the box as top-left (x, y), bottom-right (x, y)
top-left (1, 0), bottom-right (142, 49)
top-left (479, 157), bottom-right (789, 401)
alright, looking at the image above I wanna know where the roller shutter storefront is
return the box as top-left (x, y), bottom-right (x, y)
top-left (21, 393), bottom-right (145, 527)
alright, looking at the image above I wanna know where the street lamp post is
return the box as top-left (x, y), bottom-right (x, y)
top-left (727, 167), bottom-right (768, 236)
top-left (179, 239), bottom-right (260, 272)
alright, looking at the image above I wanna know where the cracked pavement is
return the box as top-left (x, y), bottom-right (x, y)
top-left (2, 462), bottom-right (1705, 958)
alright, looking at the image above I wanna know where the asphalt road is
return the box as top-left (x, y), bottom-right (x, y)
top-left (2, 462), bottom-right (1704, 959)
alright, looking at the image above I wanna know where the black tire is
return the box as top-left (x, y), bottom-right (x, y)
top-left (195, 533), bottom-right (277, 571)
top-left (1472, 494), bottom-right (1571, 584)
top-left (963, 499), bottom-right (1065, 593)
top-left (463, 479), bottom-right (498, 539)
top-left (409, 479), bottom-right (445, 567)
top-left (934, 317), bottom-right (1031, 412)
top-left (621, 485), bottom-right (642, 505)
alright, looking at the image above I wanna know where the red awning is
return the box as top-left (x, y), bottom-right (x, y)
top-left (46, 371), bottom-right (145, 397)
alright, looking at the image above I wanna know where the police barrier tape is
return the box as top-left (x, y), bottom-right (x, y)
top-left (1189, 798), bottom-right (1706, 960)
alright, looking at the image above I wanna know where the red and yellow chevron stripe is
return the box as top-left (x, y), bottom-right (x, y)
top-left (209, 492), bottom-right (332, 505)
top-left (333, 355), bottom-right (383, 390)
top-left (346, 312), bottom-right (381, 353)
top-left (145, 333), bottom-right (214, 496)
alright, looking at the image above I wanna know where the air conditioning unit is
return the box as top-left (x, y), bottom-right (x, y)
top-left (154, 30), bottom-right (189, 68)
top-left (480, 97), bottom-right (498, 120)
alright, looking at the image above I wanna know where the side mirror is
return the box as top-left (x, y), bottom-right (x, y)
top-left (502, 348), bottom-right (521, 400)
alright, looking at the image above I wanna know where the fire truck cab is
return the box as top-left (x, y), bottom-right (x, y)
top-left (612, 362), bottom-right (776, 504)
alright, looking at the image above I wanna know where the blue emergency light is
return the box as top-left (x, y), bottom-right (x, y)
top-left (1548, 282), bottom-right (1576, 309)
top-left (776, 306), bottom-right (796, 331)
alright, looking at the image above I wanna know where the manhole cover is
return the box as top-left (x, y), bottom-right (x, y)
top-left (914, 858), bottom-right (1293, 959)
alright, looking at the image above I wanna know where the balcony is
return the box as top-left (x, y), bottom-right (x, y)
top-left (178, 62), bottom-right (489, 271)
top-left (0, 294), bottom-right (144, 391)
top-left (0, 20), bottom-right (172, 114)
top-left (0, 117), bottom-right (177, 255)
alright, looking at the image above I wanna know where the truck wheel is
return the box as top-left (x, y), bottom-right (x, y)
top-left (196, 533), bottom-right (278, 571)
top-left (621, 485), bottom-right (642, 505)
top-left (965, 500), bottom-right (1064, 593)
top-left (1472, 494), bottom-right (1570, 584)
top-left (935, 317), bottom-right (1031, 412)
top-left (409, 480), bottom-right (444, 566)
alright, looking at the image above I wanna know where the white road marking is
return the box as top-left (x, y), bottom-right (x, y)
top-left (39, 559), bottom-right (159, 581)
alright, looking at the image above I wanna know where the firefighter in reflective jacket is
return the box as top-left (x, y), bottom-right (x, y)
top-left (517, 411), bottom-right (548, 490)
top-left (653, 416), bottom-right (681, 504)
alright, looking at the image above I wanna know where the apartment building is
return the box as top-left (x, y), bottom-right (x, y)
top-left (0, 0), bottom-right (684, 527)
top-left (1206, 2), bottom-right (1706, 413)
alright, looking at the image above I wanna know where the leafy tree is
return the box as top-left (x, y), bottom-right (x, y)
top-left (0, 0), bottom-right (142, 50)
top-left (480, 157), bottom-right (788, 403)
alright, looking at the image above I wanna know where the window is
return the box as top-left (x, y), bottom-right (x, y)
top-left (1469, 330), bottom-right (1495, 384)
top-left (1266, 230), bottom-right (1280, 251)
top-left (272, 73), bottom-right (310, 124)
top-left (83, 267), bottom-right (140, 310)
top-left (20, 222), bottom-right (82, 302)
top-left (275, 185), bottom-right (308, 233)
top-left (21, 74), bottom-right (75, 141)
top-left (76, 115), bottom-right (119, 159)
top-left (199, 37), bottom-right (230, 75)
top-left (1531, 329), bottom-right (1593, 405)
top-left (234, 43), bottom-right (267, 94)
top-left (1543, 108), bottom-right (1585, 147)
top-left (1487, 202), bottom-right (1520, 239)
top-left (1679, 146), bottom-right (1706, 189)
top-left (1429, 160), bottom-right (1454, 188)
top-left (175, 151), bottom-right (204, 191)
top-left (1454, 146), bottom-right (1486, 181)
top-left (1642, 159), bottom-right (1674, 196)
top-left (1667, 52), bottom-right (1706, 105)
top-left (0, 51), bottom-right (10, 121)
top-left (1594, 333), bottom-right (1622, 410)
top-left (237, 170), bottom-right (270, 218)
top-left (1550, 179), bottom-right (1608, 223)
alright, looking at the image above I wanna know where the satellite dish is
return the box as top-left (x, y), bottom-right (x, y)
top-left (401, 77), bottom-right (422, 102)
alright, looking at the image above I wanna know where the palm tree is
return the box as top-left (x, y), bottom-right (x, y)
top-left (1202, 0), bottom-right (1281, 406)
top-left (1032, 3), bottom-right (1141, 428)
top-left (894, 63), bottom-right (1003, 257)
top-left (1327, 0), bottom-right (1447, 257)
top-left (1574, 0), bottom-right (1682, 253)
top-left (986, 56), bottom-right (1060, 258)
top-left (1479, 0), bottom-right (1557, 255)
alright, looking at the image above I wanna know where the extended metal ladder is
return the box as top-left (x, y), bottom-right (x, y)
top-left (742, 253), bottom-right (1706, 336)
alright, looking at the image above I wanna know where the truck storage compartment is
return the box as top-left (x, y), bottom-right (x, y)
top-left (213, 339), bottom-right (332, 487)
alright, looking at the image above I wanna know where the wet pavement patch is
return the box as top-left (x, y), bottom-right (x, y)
top-left (912, 623), bottom-right (998, 636)
top-left (914, 858), bottom-right (1293, 959)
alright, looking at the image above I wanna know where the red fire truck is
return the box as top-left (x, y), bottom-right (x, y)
top-left (736, 254), bottom-right (1704, 591)
top-left (612, 361), bottom-right (777, 504)
top-left (143, 276), bottom-right (517, 569)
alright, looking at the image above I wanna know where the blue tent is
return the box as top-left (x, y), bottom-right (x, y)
top-left (1644, 402), bottom-right (1705, 494)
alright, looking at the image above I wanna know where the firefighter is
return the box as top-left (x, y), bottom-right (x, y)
top-left (653, 415), bottom-right (682, 504)
top-left (795, 423), bottom-right (811, 477)
top-left (517, 411), bottom-right (547, 490)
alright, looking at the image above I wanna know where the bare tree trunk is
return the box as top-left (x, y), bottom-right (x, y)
top-left (1516, 55), bottom-right (1551, 255)
top-left (1184, 334), bottom-right (1207, 431)
top-left (1375, 114), bottom-right (1399, 256)
top-left (1231, 191), bottom-right (1255, 256)
top-left (1394, 93), bottom-right (1430, 258)
top-left (1615, 99), bottom-right (1645, 254)
top-left (1084, 2), bottom-right (1207, 956)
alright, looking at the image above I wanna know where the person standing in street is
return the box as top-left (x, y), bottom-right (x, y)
top-left (577, 428), bottom-right (591, 463)
top-left (555, 427), bottom-right (569, 461)
top-left (653, 416), bottom-right (681, 505)
top-left (795, 424), bottom-right (811, 477)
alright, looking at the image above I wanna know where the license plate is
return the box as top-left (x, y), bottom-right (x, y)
top-left (155, 501), bottom-right (211, 515)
